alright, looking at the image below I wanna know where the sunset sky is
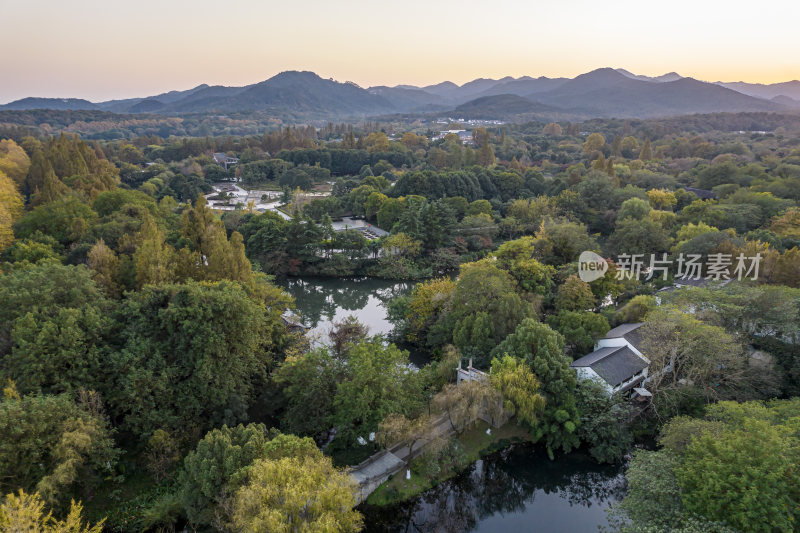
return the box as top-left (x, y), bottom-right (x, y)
top-left (2, 0), bottom-right (799, 103)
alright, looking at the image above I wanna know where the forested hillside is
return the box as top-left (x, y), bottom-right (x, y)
top-left (1, 112), bottom-right (799, 531)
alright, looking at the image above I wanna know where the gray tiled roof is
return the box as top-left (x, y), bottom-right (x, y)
top-left (571, 345), bottom-right (648, 387)
top-left (604, 322), bottom-right (644, 351)
top-left (605, 323), bottom-right (644, 339)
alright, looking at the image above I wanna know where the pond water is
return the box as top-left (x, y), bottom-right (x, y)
top-left (279, 277), bottom-right (413, 340)
top-left (281, 277), bottom-right (627, 532)
top-left (360, 445), bottom-right (626, 533)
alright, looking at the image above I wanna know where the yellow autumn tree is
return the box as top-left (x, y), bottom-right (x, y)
top-left (232, 453), bottom-right (362, 533)
top-left (179, 196), bottom-right (253, 284)
top-left (769, 207), bottom-right (800, 238)
top-left (404, 277), bottom-right (456, 342)
top-left (0, 170), bottom-right (24, 252)
top-left (382, 232), bottom-right (421, 258)
top-left (543, 122), bottom-right (563, 135)
top-left (134, 216), bottom-right (176, 287)
top-left (0, 139), bottom-right (31, 188)
top-left (0, 489), bottom-right (103, 533)
top-left (87, 239), bottom-right (121, 297)
top-left (490, 354), bottom-right (546, 427)
top-left (582, 133), bottom-right (605, 153)
top-left (365, 132), bottom-right (389, 153)
top-left (647, 188), bottom-right (677, 210)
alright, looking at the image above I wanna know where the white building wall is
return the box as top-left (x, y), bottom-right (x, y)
top-left (574, 367), bottom-right (614, 395)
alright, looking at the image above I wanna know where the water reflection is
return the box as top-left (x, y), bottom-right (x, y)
top-left (279, 277), bottom-right (412, 339)
top-left (360, 445), bottom-right (626, 533)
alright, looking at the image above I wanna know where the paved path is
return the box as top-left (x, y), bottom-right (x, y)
top-left (348, 414), bottom-right (458, 501)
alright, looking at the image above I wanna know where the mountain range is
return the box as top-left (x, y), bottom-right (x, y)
top-left (3, 68), bottom-right (799, 121)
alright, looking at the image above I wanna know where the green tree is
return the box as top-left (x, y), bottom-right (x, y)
top-left (273, 347), bottom-right (344, 442)
top-left (348, 185), bottom-right (377, 217)
top-left (466, 199), bottom-right (492, 216)
top-left (30, 168), bottom-right (68, 207)
top-left (364, 191), bottom-right (387, 221)
top-left (179, 423), bottom-right (274, 527)
top-left (640, 309), bottom-right (775, 419)
top-left (574, 379), bottom-right (633, 463)
top-left (86, 239), bottom-right (120, 298)
top-left (490, 319), bottom-right (580, 457)
top-left (14, 196), bottom-right (96, 246)
top-left (606, 449), bottom-right (731, 533)
top-left (330, 339), bottom-right (423, 448)
top-left (494, 236), bottom-right (555, 295)
top-left (477, 142), bottom-right (495, 166)
top-left (606, 217), bottom-right (670, 257)
top-left (647, 188), bottom-right (677, 210)
top-left (109, 281), bottom-right (282, 437)
top-left (7, 306), bottom-right (112, 396)
top-left (616, 197), bottom-right (651, 221)
top-left (377, 197), bottom-right (405, 230)
top-left (554, 275), bottom-right (596, 312)
top-left (533, 218), bottom-right (598, 265)
top-left (612, 400), bottom-right (800, 533)
top-left (615, 294), bottom-right (656, 323)
top-left (0, 391), bottom-right (118, 509)
top-left (177, 196), bottom-right (254, 284)
top-left (639, 138), bottom-right (653, 160)
top-left (546, 310), bottom-right (609, 356)
top-left (0, 170), bottom-right (24, 252)
top-left (449, 261), bottom-right (535, 365)
top-left (0, 263), bottom-right (107, 362)
top-left (401, 277), bottom-right (456, 346)
top-left (675, 416), bottom-right (800, 532)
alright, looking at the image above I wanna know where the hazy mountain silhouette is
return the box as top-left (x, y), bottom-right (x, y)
top-left (615, 69), bottom-right (683, 83)
top-left (1, 68), bottom-right (791, 119)
top-left (2, 97), bottom-right (98, 111)
top-left (526, 68), bottom-right (783, 117)
top-left (453, 94), bottom-right (560, 118)
top-left (717, 80), bottom-right (800, 101)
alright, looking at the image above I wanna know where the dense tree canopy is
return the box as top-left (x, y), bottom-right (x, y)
top-left (2, 110), bottom-right (800, 531)
top-left (109, 281), bottom-right (284, 437)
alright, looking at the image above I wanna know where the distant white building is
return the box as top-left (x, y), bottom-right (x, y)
top-left (432, 129), bottom-right (473, 144)
top-left (212, 152), bottom-right (239, 170)
top-left (570, 323), bottom-right (650, 395)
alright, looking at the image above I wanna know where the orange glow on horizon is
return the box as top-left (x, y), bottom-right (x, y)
top-left (2, 0), bottom-right (798, 103)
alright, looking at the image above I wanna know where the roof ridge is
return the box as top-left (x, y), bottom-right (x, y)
top-left (597, 344), bottom-right (626, 362)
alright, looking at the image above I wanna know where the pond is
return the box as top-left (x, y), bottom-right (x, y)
top-left (359, 445), bottom-right (626, 533)
top-left (279, 277), bottom-right (413, 340)
top-left (281, 277), bottom-right (627, 532)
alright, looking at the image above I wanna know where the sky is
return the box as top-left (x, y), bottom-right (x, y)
top-left (2, 0), bottom-right (799, 103)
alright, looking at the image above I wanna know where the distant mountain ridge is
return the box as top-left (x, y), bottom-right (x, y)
top-left (615, 69), bottom-right (683, 83)
top-left (1, 68), bottom-right (795, 120)
top-left (2, 97), bottom-right (99, 111)
top-left (715, 80), bottom-right (800, 102)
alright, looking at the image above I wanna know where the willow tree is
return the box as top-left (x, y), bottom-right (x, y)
top-left (490, 354), bottom-right (545, 427)
top-left (491, 319), bottom-right (580, 457)
top-left (232, 453), bottom-right (362, 533)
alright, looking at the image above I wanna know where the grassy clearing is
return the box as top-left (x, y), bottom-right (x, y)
top-left (366, 420), bottom-right (532, 505)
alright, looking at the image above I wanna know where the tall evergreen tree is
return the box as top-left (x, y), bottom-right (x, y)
top-left (639, 138), bottom-right (653, 161)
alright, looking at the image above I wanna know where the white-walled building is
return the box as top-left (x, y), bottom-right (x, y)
top-left (570, 323), bottom-right (650, 395)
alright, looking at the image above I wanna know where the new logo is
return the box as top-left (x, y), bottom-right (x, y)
top-left (578, 251), bottom-right (608, 282)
